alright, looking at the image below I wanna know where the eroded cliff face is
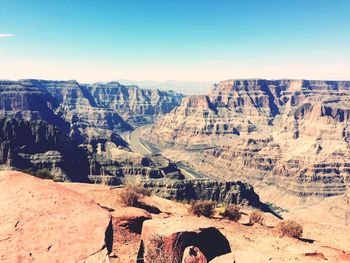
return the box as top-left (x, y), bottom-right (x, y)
top-left (141, 179), bottom-right (261, 206)
top-left (0, 79), bottom-right (183, 142)
top-left (89, 82), bottom-right (183, 126)
top-left (0, 79), bottom-right (183, 180)
top-left (0, 118), bottom-right (89, 182)
top-left (148, 79), bottom-right (350, 196)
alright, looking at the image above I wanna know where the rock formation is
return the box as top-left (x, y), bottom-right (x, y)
top-left (0, 79), bottom-right (183, 180)
top-left (89, 81), bottom-right (184, 126)
top-left (147, 79), bottom-right (350, 196)
top-left (0, 171), bottom-right (112, 263)
top-left (0, 79), bottom-right (183, 141)
top-left (0, 117), bottom-right (89, 182)
top-left (140, 179), bottom-right (261, 206)
top-left (138, 217), bottom-right (232, 262)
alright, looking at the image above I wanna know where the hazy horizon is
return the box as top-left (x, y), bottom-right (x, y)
top-left (1, 0), bottom-right (349, 82)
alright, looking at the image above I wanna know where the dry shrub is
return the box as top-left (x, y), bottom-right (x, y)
top-left (128, 184), bottom-right (152, 197)
top-left (249, 210), bottom-right (264, 225)
top-left (120, 188), bottom-right (141, 207)
top-left (189, 200), bottom-right (215, 218)
top-left (220, 205), bottom-right (241, 221)
top-left (144, 234), bottom-right (179, 263)
top-left (277, 220), bottom-right (303, 238)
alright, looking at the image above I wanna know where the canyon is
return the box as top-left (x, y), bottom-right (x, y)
top-left (0, 79), bottom-right (260, 206)
top-left (1, 78), bottom-right (350, 262)
top-left (146, 79), bottom-right (350, 198)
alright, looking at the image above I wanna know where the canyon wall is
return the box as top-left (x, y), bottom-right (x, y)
top-left (148, 79), bottom-right (350, 196)
top-left (0, 79), bottom-right (184, 180)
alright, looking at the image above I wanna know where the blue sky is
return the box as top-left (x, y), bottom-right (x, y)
top-left (0, 0), bottom-right (349, 82)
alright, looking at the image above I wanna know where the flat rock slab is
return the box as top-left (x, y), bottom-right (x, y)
top-left (0, 171), bottom-right (111, 263)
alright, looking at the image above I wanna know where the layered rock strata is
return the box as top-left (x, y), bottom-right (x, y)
top-left (0, 79), bottom-right (183, 141)
top-left (0, 117), bottom-right (89, 181)
top-left (0, 79), bottom-right (183, 179)
top-left (148, 79), bottom-right (350, 196)
top-left (140, 178), bottom-right (261, 206)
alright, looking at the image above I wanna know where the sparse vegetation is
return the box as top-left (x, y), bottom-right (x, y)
top-left (127, 184), bottom-right (152, 197)
top-left (189, 200), bottom-right (216, 218)
top-left (219, 205), bottom-right (241, 221)
top-left (36, 169), bottom-right (53, 179)
top-left (120, 187), bottom-right (142, 207)
top-left (144, 234), bottom-right (179, 263)
top-left (119, 185), bottom-right (152, 207)
top-left (21, 168), bottom-right (53, 180)
top-left (249, 210), bottom-right (264, 225)
top-left (277, 220), bottom-right (303, 238)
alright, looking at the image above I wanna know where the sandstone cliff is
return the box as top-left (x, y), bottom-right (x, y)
top-left (0, 117), bottom-right (89, 182)
top-left (140, 178), bottom-right (261, 206)
top-left (0, 79), bottom-right (183, 179)
top-left (0, 79), bottom-right (183, 142)
top-left (148, 79), bottom-right (350, 196)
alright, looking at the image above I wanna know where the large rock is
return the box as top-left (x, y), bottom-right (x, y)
top-left (148, 79), bottom-right (350, 196)
top-left (138, 217), bottom-right (232, 263)
top-left (0, 171), bottom-right (112, 263)
top-left (112, 206), bottom-right (152, 234)
top-left (141, 178), bottom-right (261, 206)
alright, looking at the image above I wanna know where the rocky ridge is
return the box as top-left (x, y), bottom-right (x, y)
top-left (147, 79), bottom-right (350, 196)
top-left (0, 79), bottom-right (184, 181)
top-left (0, 79), bottom-right (184, 141)
top-left (0, 117), bottom-right (89, 182)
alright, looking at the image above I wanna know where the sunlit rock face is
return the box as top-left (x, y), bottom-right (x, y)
top-left (148, 79), bottom-right (350, 196)
top-left (0, 79), bottom-right (183, 180)
top-left (0, 79), bottom-right (183, 141)
top-left (89, 81), bottom-right (184, 126)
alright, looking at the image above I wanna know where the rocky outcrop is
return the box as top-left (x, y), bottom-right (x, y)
top-left (0, 79), bottom-right (183, 179)
top-left (138, 217), bottom-right (232, 262)
top-left (0, 171), bottom-right (112, 263)
top-left (89, 82), bottom-right (184, 126)
top-left (148, 79), bottom-right (350, 196)
top-left (0, 79), bottom-right (183, 141)
top-left (140, 178), bottom-right (261, 206)
top-left (0, 118), bottom-right (89, 181)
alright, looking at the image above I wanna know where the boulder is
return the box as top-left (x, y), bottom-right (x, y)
top-left (138, 217), bottom-right (231, 262)
top-left (112, 206), bottom-right (152, 234)
top-left (0, 171), bottom-right (112, 263)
